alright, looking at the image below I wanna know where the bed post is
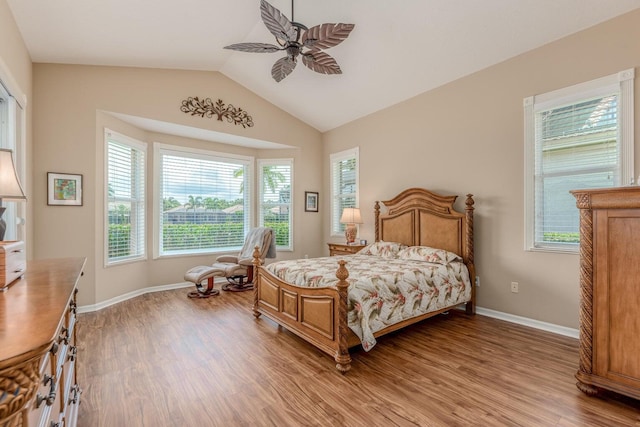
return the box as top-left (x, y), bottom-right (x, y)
top-left (374, 201), bottom-right (380, 242)
top-left (335, 260), bottom-right (352, 373)
top-left (252, 246), bottom-right (262, 318)
top-left (464, 194), bottom-right (476, 315)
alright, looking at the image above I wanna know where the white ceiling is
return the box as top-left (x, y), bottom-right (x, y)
top-left (7, 0), bottom-right (640, 132)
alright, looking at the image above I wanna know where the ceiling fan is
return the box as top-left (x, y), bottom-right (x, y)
top-left (224, 0), bottom-right (355, 82)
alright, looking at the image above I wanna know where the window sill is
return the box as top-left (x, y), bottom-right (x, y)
top-left (525, 246), bottom-right (579, 255)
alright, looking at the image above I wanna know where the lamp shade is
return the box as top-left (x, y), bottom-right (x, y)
top-left (340, 207), bottom-right (362, 224)
top-left (0, 149), bottom-right (26, 200)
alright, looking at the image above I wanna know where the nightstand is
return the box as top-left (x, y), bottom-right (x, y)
top-left (328, 243), bottom-right (366, 256)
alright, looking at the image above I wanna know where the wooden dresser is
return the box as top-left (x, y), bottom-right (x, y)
top-left (0, 257), bottom-right (86, 427)
top-left (571, 187), bottom-right (640, 400)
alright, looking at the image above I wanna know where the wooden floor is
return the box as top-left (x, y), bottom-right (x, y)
top-left (76, 288), bottom-right (640, 427)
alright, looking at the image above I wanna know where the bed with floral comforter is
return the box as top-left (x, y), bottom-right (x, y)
top-left (252, 188), bottom-right (475, 373)
top-left (265, 243), bottom-right (472, 351)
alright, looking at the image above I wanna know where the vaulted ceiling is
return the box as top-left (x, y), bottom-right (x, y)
top-left (7, 0), bottom-right (640, 132)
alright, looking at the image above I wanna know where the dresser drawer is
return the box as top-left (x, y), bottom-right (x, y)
top-left (327, 243), bottom-right (365, 256)
top-left (0, 240), bottom-right (26, 288)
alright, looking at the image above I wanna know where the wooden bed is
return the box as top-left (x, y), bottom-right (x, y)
top-left (250, 188), bottom-right (476, 373)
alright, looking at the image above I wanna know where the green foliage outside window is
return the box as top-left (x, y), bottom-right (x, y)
top-left (109, 221), bottom-right (289, 258)
top-left (542, 232), bottom-right (579, 244)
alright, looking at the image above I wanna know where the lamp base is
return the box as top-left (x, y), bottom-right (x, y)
top-left (344, 224), bottom-right (357, 244)
top-left (0, 207), bottom-right (6, 241)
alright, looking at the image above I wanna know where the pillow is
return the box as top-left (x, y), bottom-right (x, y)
top-left (357, 241), bottom-right (407, 258)
top-left (397, 246), bottom-right (462, 264)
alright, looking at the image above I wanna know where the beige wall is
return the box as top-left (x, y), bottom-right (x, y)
top-left (33, 64), bottom-right (322, 306)
top-left (323, 9), bottom-right (640, 329)
top-left (9, 3), bottom-right (640, 327)
top-left (0, 0), bottom-right (33, 255)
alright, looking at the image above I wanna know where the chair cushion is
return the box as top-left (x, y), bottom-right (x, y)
top-left (210, 262), bottom-right (248, 277)
top-left (216, 255), bottom-right (238, 263)
top-left (184, 265), bottom-right (225, 284)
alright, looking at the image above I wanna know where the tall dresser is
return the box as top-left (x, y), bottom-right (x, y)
top-left (571, 187), bottom-right (640, 400)
top-left (0, 257), bottom-right (86, 427)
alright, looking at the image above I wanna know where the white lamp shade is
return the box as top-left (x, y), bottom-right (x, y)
top-left (0, 149), bottom-right (26, 200)
top-left (340, 207), bottom-right (362, 224)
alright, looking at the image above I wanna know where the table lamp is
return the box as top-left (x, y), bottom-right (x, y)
top-left (340, 207), bottom-right (362, 244)
top-left (0, 149), bottom-right (26, 241)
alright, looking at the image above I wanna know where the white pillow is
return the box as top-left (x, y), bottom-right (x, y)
top-left (357, 241), bottom-right (407, 258)
top-left (397, 246), bottom-right (462, 264)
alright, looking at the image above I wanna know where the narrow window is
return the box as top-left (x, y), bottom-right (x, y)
top-left (330, 147), bottom-right (359, 236)
top-left (106, 130), bottom-right (146, 264)
top-left (258, 159), bottom-right (293, 250)
top-left (0, 83), bottom-right (26, 241)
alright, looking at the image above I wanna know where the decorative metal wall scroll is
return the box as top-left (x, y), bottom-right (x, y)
top-left (180, 97), bottom-right (254, 128)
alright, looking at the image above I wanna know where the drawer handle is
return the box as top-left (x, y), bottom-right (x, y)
top-left (13, 268), bottom-right (24, 274)
top-left (58, 327), bottom-right (69, 345)
top-left (50, 422), bottom-right (60, 427)
top-left (36, 378), bottom-right (57, 407)
top-left (11, 248), bottom-right (23, 253)
top-left (43, 374), bottom-right (53, 386)
top-left (68, 345), bottom-right (77, 362)
top-left (69, 384), bottom-right (81, 405)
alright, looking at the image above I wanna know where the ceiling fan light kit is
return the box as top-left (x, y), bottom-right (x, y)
top-left (224, 0), bottom-right (354, 82)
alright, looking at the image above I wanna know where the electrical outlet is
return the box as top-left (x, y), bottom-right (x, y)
top-left (475, 276), bottom-right (480, 287)
top-left (510, 281), bottom-right (519, 293)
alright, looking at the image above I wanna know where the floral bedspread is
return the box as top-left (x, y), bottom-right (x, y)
top-left (265, 254), bottom-right (472, 351)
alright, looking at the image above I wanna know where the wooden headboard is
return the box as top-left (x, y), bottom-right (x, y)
top-left (374, 188), bottom-right (475, 266)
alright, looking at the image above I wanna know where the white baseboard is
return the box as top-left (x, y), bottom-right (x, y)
top-left (476, 306), bottom-right (579, 339)
top-left (77, 282), bottom-right (193, 314)
top-left (78, 284), bottom-right (579, 340)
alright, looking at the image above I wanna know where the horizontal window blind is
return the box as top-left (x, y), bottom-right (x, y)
top-left (330, 148), bottom-right (358, 235)
top-left (534, 95), bottom-right (618, 247)
top-left (107, 133), bottom-right (146, 263)
top-left (259, 160), bottom-right (292, 249)
top-left (158, 148), bottom-right (251, 255)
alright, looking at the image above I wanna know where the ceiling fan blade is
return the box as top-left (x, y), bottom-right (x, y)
top-left (261, 0), bottom-right (295, 42)
top-left (224, 42), bottom-right (282, 53)
top-left (302, 23), bottom-right (355, 50)
top-left (302, 51), bottom-right (342, 75)
top-left (271, 56), bottom-right (297, 82)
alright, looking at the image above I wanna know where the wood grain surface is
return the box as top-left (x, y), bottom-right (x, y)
top-left (77, 288), bottom-right (640, 426)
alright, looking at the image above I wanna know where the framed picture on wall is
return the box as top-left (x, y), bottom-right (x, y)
top-left (305, 191), bottom-right (319, 212)
top-left (47, 172), bottom-right (83, 206)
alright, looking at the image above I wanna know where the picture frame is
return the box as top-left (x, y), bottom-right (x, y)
top-left (48, 172), bottom-right (83, 206)
top-left (305, 191), bottom-right (319, 212)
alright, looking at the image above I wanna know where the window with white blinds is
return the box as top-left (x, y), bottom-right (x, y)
top-left (330, 147), bottom-right (359, 236)
top-left (258, 159), bottom-right (292, 250)
top-left (524, 69), bottom-right (634, 252)
top-left (0, 82), bottom-right (26, 242)
top-left (155, 144), bottom-right (252, 256)
top-left (106, 130), bottom-right (146, 264)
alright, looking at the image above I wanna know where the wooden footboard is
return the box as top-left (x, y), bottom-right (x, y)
top-left (252, 249), bottom-right (353, 372)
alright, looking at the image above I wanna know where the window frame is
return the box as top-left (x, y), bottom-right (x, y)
top-left (258, 158), bottom-right (293, 251)
top-left (330, 147), bottom-right (359, 237)
top-left (0, 81), bottom-right (26, 243)
top-left (524, 69), bottom-right (634, 253)
top-left (104, 129), bottom-right (147, 266)
top-left (152, 142), bottom-right (254, 259)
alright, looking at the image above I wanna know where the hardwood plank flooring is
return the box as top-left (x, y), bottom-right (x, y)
top-left (77, 288), bottom-right (640, 426)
